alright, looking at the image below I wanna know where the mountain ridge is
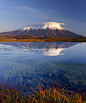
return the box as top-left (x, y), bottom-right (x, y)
top-left (0, 29), bottom-right (83, 37)
top-left (0, 22), bottom-right (83, 37)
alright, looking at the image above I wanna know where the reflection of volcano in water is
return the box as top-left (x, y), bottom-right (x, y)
top-left (0, 42), bottom-right (78, 57)
top-left (42, 48), bottom-right (65, 56)
top-left (0, 42), bottom-right (78, 50)
top-left (0, 42), bottom-right (79, 57)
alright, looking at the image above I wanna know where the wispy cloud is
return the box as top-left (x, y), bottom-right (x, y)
top-left (0, 0), bottom-right (72, 23)
top-left (18, 6), bottom-right (44, 15)
top-left (1, 0), bottom-right (85, 27)
top-left (0, 0), bottom-right (72, 22)
top-left (0, 0), bottom-right (48, 17)
top-left (15, 6), bottom-right (49, 17)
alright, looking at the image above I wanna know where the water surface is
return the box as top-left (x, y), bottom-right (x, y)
top-left (0, 42), bottom-right (86, 93)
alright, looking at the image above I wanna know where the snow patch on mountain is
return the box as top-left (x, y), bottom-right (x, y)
top-left (22, 22), bottom-right (65, 31)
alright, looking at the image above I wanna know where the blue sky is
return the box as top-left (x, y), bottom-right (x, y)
top-left (0, 0), bottom-right (86, 36)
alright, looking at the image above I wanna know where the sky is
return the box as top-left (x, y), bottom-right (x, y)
top-left (0, 0), bottom-right (86, 36)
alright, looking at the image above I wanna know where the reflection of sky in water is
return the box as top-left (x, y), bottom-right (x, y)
top-left (62, 43), bottom-right (86, 63)
top-left (0, 42), bottom-right (86, 93)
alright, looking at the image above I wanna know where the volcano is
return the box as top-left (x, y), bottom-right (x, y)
top-left (0, 22), bottom-right (83, 37)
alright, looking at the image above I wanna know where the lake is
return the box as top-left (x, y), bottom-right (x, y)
top-left (0, 42), bottom-right (86, 94)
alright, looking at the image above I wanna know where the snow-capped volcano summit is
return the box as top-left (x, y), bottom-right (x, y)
top-left (22, 22), bottom-right (65, 31)
top-left (0, 22), bottom-right (83, 37)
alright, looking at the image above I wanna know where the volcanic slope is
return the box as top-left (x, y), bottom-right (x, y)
top-left (0, 22), bottom-right (83, 37)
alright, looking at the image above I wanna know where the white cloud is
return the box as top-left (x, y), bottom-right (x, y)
top-left (42, 22), bottom-right (65, 30)
top-left (22, 22), bottom-right (65, 30)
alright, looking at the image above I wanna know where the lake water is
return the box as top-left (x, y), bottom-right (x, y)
top-left (0, 42), bottom-right (86, 94)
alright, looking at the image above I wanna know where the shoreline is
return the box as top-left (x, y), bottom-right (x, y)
top-left (0, 36), bottom-right (86, 42)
